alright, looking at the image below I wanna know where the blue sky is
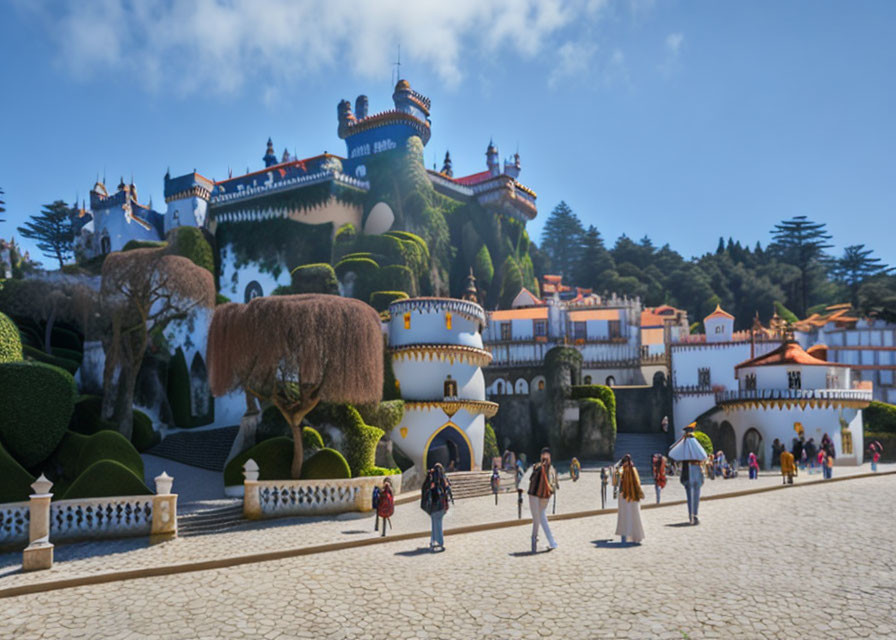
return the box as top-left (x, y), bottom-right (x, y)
top-left (1, 0), bottom-right (894, 267)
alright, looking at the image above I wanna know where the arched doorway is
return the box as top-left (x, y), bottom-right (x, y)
top-left (717, 421), bottom-right (736, 463)
top-left (605, 376), bottom-right (616, 387)
top-left (425, 423), bottom-right (473, 472)
top-left (743, 428), bottom-right (764, 468)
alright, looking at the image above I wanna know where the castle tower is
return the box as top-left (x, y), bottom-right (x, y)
top-left (388, 297), bottom-right (498, 472)
top-left (486, 139), bottom-right (500, 176)
top-left (704, 304), bottom-right (735, 343)
top-left (263, 138), bottom-right (278, 167)
top-left (355, 94), bottom-right (369, 119)
top-left (441, 150), bottom-right (453, 177)
top-left (163, 170), bottom-right (214, 232)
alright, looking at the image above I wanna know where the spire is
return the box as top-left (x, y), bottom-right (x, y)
top-left (282, 148), bottom-right (290, 163)
top-left (462, 267), bottom-right (479, 303)
top-left (263, 138), bottom-right (277, 168)
top-left (441, 150), bottom-right (453, 177)
top-left (486, 139), bottom-right (500, 175)
top-left (164, 167), bottom-right (170, 180)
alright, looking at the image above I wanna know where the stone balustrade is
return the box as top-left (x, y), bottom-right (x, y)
top-left (242, 462), bottom-right (402, 520)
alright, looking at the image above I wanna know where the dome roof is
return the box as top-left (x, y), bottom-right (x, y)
top-left (395, 79), bottom-right (411, 91)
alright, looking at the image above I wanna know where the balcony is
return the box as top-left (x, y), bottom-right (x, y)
top-left (715, 388), bottom-right (873, 407)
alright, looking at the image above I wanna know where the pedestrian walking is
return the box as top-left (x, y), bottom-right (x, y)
top-left (600, 466), bottom-right (609, 509)
top-left (421, 463), bottom-right (454, 551)
top-left (615, 454), bottom-right (645, 544)
top-left (377, 478), bottom-right (395, 537)
top-left (490, 464), bottom-right (501, 505)
top-left (652, 453), bottom-right (666, 504)
top-left (823, 449), bottom-right (834, 480)
top-left (780, 449), bottom-right (796, 485)
top-left (669, 423), bottom-right (708, 525)
top-left (372, 484), bottom-right (381, 531)
top-left (869, 440), bottom-right (883, 472)
top-left (805, 438), bottom-right (818, 475)
top-left (570, 457), bottom-right (581, 482)
top-left (527, 447), bottom-right (559, 553)
top-left (748, 452), bottom-right (759, 480)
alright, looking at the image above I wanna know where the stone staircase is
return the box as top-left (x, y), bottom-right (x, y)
top-left (148, 426), bottom-right (239, 472)
top-left (177, 503), bottom-right (245, 537)
top-left (446, 470), bottom-right (517, 500)
top-left (613, 433), bottom-right (670, 483)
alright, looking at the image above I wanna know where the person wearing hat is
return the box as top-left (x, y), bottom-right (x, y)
top-left (669, 422), bottom-right (707, 525)
top-left (527, 447), bottom-right (559, 553)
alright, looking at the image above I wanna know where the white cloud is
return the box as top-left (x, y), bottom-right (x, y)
top-left (549, 40), bottom-right (599, 89)
top-left (659, 31), bottom-right (684, 77)
top-left (17, 0), bottom-right (605, 96)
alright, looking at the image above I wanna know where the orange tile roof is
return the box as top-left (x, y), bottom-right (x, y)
top-left (735, 341), bottom-right (838, 369)
top-left (704, 304), bottom-right (734, 322)
top-left (490, 307), bottom-right (548, 320)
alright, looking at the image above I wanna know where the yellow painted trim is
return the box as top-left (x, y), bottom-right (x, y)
top-left (423, 421), bottom-right (477, 471)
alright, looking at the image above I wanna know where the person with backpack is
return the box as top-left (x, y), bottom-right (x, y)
top-left (377, 478), bottom-right (395, 537)
top-left (421, 463), bottom-right (453, 551)
top-left (527, 447), bottom-right (559, 553)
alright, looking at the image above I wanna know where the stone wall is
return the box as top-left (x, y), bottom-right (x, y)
top-left (613, 379), bottom-right (673, 434)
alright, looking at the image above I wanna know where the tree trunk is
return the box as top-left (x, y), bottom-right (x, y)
top-left (280, 395), bottom-right (321, 479)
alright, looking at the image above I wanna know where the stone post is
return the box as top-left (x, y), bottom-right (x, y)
top-left (22, 474), bottom-right (54, 572)
top-left (150, 472), bottom-right (178, 544)
top-left (242, 459), bottom-right (261, 520)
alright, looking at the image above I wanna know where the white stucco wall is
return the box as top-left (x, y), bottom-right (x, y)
top-left (392, 359), bottom-right (486, 401)
top-left (394, 407), bottom-right (485, 472)
top-left (218, 242), bottom-right (289, 303)
top-left (388, 305), bottom-right (483, 349)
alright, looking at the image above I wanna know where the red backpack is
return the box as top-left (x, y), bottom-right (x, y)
top-left (377, 487), bottom-right (394, 518)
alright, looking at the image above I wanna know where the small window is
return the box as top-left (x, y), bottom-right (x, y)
top-left (445, 312), bottom-right (452, 330)
top-left (404, 312), bottom-right (411, 330)
top-left (609, 320), bottom-right (621, 339)
top-left (444, 376), bottom-right (458, 398)
top-left (533, 320), bottom-right (547, 337)
top-left (745, 373), bottom-right (757, 391)
top-left (715, 325), bottom-right (723, 334)
top-left (573, 322), bottom-right (587, 341)
top-left (605, 376), bottom-right (616, 386)
top-left (788, 370), bottom-right (801, 390)
top-left (584, 375), bottom-right (592, 385)
top-left (841, 430), bottom-right (853, 455)
top-left (698, 367), bottom-right (710, 388)
top-left (500, 322), bottom-right (512, 341)
top-left (537, 379), bottom-right (545, 391)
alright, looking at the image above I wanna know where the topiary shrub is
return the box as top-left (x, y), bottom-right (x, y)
top-left (131, 409), bottom-right (159, 452)
top-left (62, 460), bottom-right (152, 500)
top-left (864, 401), bottom-right (896, 433)
top-left (0, 439), bottom-right (35, 503)
top-left (694, 431), bottom-right (713, 458)
top-left (166, 226), bottom-right (215, 274)
top-left (376, 264), bottom-right (416, 295)
top-left (290, 263), bottom-right (339, 295)
top-left (356, 400), bottom-right (405, 432)
top-left (22, 344), bottom-right (79, 374)
top-left (303, 426), bottom-right (324, 451)
top-left (167, 347), bottom-right (193, 428)
top-left (334, 256), bottom-right (379, 280)
top-left (77, 430), bottom-right (144, 480)
top-left (0, 361), bottom-right (76, 468)
top-left (359, 466), bottom-right (401, 476)
top-left (308, 403), bottom-right (384, 477)
top-left (570, 385), bottom-right (617, 429)
top-left (41, 431), bottom-right (89, 495)
top-left (69, 395), bottom-right (116, 435)
top-left (0, 311), bottom-right (23, 363)
top-left (774, 301), bottom-right (799, 325)
top-left (299, 448), bottom-right (352, 480)
top-left (369, 291), bottom-right (409, 313)
top-left (483, 422), bottom-right (499, 468)
top-left (224, 436), bottom-right (294, 486)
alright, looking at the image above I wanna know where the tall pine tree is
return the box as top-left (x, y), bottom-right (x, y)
top-left (0, 187), bottom-right (5, 223)
top-left (831, 244), bottom-right (894, 307)
top-left (770, 215), bottom-right (832, 317)
top-left (17, 200), bottom-right (75, 268)
top-left (574, 225), bottom-right (614, 289)
top-left (540, 201), bottom-right (584, 279)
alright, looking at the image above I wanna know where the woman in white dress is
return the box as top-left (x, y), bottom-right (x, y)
top-left (615, 454), bottom-right (645, 544)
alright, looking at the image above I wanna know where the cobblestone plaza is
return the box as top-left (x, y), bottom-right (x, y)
top-left (2, 469), bottom-right (894, 639)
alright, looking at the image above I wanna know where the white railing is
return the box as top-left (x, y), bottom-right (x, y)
top-left (0, 501), bottom-right (30, 547)
top-left (242, 464), bottom-right (402, 519)
top-left (716, 388), bottom-right (874, 404)
top-left (49, 496), bottom-right (154, 541)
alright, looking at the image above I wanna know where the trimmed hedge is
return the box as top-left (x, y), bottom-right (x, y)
top-left (483, 421), bottom-right (499, 468)
top-left (376, 264), bottom-right (415, 295)
top-left (0, 439), bottom-right (35, 503)
top-left (290, 263), bottom-right (339, 295)
top-left (369, 291), bottom-right (409, 313)
top-left (167, 347), bottom-right (192, 428)
top-left (22, 344), bottom-right (79, 374)
top-left (77, 430), bottom-right (144, 480)
top-left (308, 403), bottom-right (384, 477)
top-left (166, 226), bottom-right (215, 274)
top-left (0, 311), bottom-right (23, 363)
top-left (224, 436), bottom-right (294, 486)
top-left (864, 401), bottom-right (896, 434)
top-left (356, 400), bottom-right (405, 432)
top-left (42, 431), bottom-right (89, 494)
top-left (694, 431), bottom-right (713, 458)
top-left (0, 361), bottom-right (76, 468)
top-left (62, 459), bottom-right (152, 500)
top-left (300, 448), bottom-right (352, 480)
top-left (334, 256), bottom-right (379, 280)
top-left (132, 409), bottom-right (159, 452)
top-left (359, 466), bottom-right (401, 477)
top-left (303, 426), bottom-right (325, 450)
top-left (69, 395), bottom-right (117, 435)
top-left (570, 385), bottom-right (617, 429)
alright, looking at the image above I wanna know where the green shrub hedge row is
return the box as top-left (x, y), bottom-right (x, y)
top-left (308, 403), bottom-right (384, 477)
top-left (22, 344), bottom-right (79, 374)
top-left (131, 410), bottom-right (160, 452)
top-left (0, 440), bottom-right (35, 503)
top-left (0, 361), bottom-right (76, 468)
top-left (62, 459), bottom-right (152, 500)
top-left (300, 448), bottom-right (351, 480)
top-left (864, 402), bottom-right (896, 434)
top-left (77, 430), bottom-right (144, 480)
top-left (224, 436), bottom-right (294, 486)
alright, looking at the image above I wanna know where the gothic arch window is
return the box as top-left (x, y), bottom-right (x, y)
top-left (787, 370), bottom-right (801, 390)
top-left (244, 281), bottom-right (263, 302)
top-left (495, 380), bottom-right (505, 395)
top-left (444, 375), bottom-right (458, 399)
top-left (514, 378), bottom-right (529, 395)
top-left (189, 353), bottom-right (211, 418)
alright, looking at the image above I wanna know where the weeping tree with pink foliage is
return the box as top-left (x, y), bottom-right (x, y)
top-left (101, 248), bottom-right (216, 439)
top-left (208, 294), bottom-right (384, 479)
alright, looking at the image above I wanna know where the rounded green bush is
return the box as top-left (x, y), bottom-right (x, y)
top-left (0, 440), bottom-right (35, 503)
top-left (0, 311), bottom-right (23, 363)
top-left (166, 226), bottom-right (215, 274)
top-left (131, 410), bottom-right (159, 452)
top-left (694, 431), bottom-right (714, 458)
top-left (290, 263), bottom-right (339, 295)
top-left (69, 395), bottom-right (117, 435)
top-left (62, 459), bottom-right (152, 500)
top-left (22, 344), bottom-right (79, 374)
top-left (224, 436), bottom-right (294, 486)
top-left (77, 430), bottom-right (145, 480)
top-left (303, 426), bottom-right (324, 451)
top-left (300, 448), bottom-right (351, 480)
top-left (369, 291), bottom-right (409, 313)
top-left (0, 361), bottom-right (76, 468)
top-left (42, 431), bottom-right (89, 494)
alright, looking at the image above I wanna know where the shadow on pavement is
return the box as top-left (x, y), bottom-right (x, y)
top-left (592, 539), bottom-right (640, 549)
top-left (664, 522), bottom-right (694, 528)
top-left (394, 547), bottom-right (436, 557)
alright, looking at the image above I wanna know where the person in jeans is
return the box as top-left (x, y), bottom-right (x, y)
top-left (421, 463), bottom-right (453, 551)
top-left (377, 478), bottom-right (395, 537)
top-left (748, 452), bottom-right (760, 480)
top-left (527, 447), bottom-right (559, 553)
